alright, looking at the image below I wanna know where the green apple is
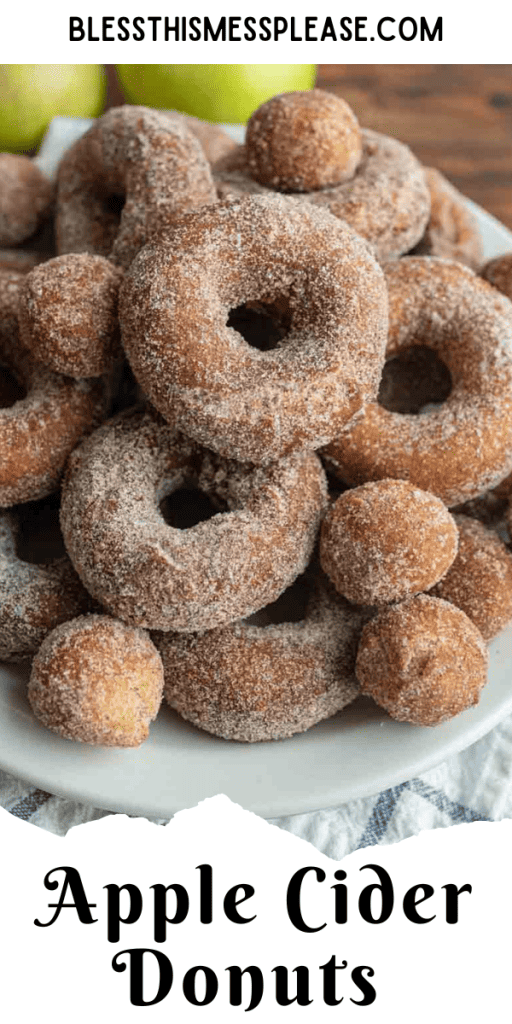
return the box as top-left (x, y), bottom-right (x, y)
top-left (0, 65), bottom-right (106, 153)
top-left (116, 64), bottom-right (316, 123)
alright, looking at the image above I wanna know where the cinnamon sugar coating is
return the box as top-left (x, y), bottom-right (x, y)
top-left (245, 90), bottom-right (362, 192)
top-left (0, 271), bottom-right (108, 506)
top-left (356, 595), bottom-right (488, 726)
top-left (0, 509), bottom-right (92, 662)
top-left (481, 252), bottom-right (512, 301)
top-left (0, 154), bottom-right (54, 246)
top-left (56, 105), bottom-right (217, 269)
top-left (432, 515), bottom-right (512, 641)
top-left (155, 573), bottom-right (362, 743)
top-left (120, 194), bottom-right (388, 465)
top-left (28, 615), bottom-right (164, 747)
top-left (163, 110), bottom-right (237, 165)
top-left (410, 167), bottom-right (483, 269)
top-left (59, 407), bottom-right (327, 632)
top-left (213, 129), bottom-right (430, 261)
top-left (320, 480), bottom-right (458, 605)
top-left (19, 253), bottom-right (123, 378)
top-left (323, 258), bottom-right (512, 506)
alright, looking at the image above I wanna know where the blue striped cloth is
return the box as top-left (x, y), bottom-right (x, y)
top-left (3, 711), bottom-right (507, 854)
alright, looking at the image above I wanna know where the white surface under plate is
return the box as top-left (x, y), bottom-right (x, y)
top-left (1, 201), bottom-right (512, 820)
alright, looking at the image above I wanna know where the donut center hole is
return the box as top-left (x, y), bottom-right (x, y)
top-left (0, 365), bottom-right (26, 409)
top-left (227, 297), bottom-right (292, 352)
top-left (245, 574), bottom-right (311, 627)
top-left (160, 487), bottom-right (228, 530)
top-left (378, 345), bottom-right (452, 415)
top-left (15, 494), bottom-right (67, 564)
top-left (104, 193), bottom-right (125, 219)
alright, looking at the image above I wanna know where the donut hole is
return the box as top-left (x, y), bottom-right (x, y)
top-left (0, 365), bottom-right (26, 409)
top-left (227, 296), bottom-right (292, 352)
top-left (160, 486), bottom-right (228, 530)
top-left (378, 345), bottom-right (452, 415)
top-left (104, 192), bottom-right (125, 219)
top-left (15, 494), bottom-right (67, 564)
top-left (245, 573), bottom-right (311, 627)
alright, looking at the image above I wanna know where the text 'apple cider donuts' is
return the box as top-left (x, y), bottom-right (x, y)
top-left (120, 194), bottom-right (388, 464)
top-left (323, 258), bottom-right (512, 507)
top-left (59, 407), bottom-right (327, 632)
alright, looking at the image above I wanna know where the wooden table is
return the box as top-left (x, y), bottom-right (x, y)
top-left (317, 65), bottom-right (512, 231)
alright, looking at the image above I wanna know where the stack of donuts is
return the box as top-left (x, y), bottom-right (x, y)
top-left (2, 90), bottom-right (512, 751)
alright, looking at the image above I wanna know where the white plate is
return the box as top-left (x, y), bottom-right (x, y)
top-left (1, 201), bottom-right (512, 820)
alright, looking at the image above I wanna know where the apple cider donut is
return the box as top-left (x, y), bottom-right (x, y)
top-left (323, 258), bottom-right (512, 506)
top-left (0, 508), bottom-right (92, 662)
top-left (59, 406), bottom-right (327, 632)
top-left (155, 574), bottom-right (363, 742)
top-left (432, 515), bottom-right (512, 641)
top-left (481, 252), bottom-right (512, 301)
top-left (28, 615), bottom-right (164, 747)
top-left (18, 253), bottom-right (124, 378)
top-left (356, 595), bottom-right (488, 726)
top-left (120, 194), bottom-right (388, 465)
top-left (410, 167), bottom-right (483, 268)
top-left (163, 110), bottom-right (237, 165)
top-left (320, 480), bottom-right (458, 606)
top-left (56, 105), bottom-right (217, 269)
top-left (0, 270), bottom-right (108, 506)
top-left (213, 126), bottom-right (430, 261)
top-left (0, 154), bottom-right (54, 246)
top-left (245, 90), bottom-right (363, 192)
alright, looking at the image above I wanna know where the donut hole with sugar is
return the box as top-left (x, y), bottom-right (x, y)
top-left (377, 344), bottom-right (452, 416)
top-left (0, 364), bottom-right (26, 409)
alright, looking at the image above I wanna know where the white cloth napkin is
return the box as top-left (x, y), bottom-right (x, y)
top-left (1, 711), bottom-right (509, 851)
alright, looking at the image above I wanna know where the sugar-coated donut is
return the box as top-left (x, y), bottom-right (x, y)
top-left (163, 110), bottom-right (237, 164)
top-left (60, 406), bottom-right (327, 632)
top-left (28, 615), bottom-right (164, 747)
top-left (410, 167), bottom-right (483, 268)
top-left (320, 479), bottom-right (458, 605)
top-left (245, 90), bottom-right (362, 192)
top-left (356, 595), bottom-right (488, 726)
top-left (432, 515), bottom-right (512, 641)
top-left (0, 270), bottom-right (108, 506)
top-left (323, 258), bottom-right (512, 506)
top-left (214, 128), bottom-right (430, 261)
top-left (120, 194), bottom-right (388, 464)
top-left (0, 508), bottom-right (92, 662)
top-left (56, 105), bottom-right (217, 269)
top-left (18, 253), bottom-right (123, 378)
top-left (0, 154), bottom-right (53, 246)
top-left (481, 252), bottom-right (512, 301)
top-left (155, 573), bottom-right (363, 742)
